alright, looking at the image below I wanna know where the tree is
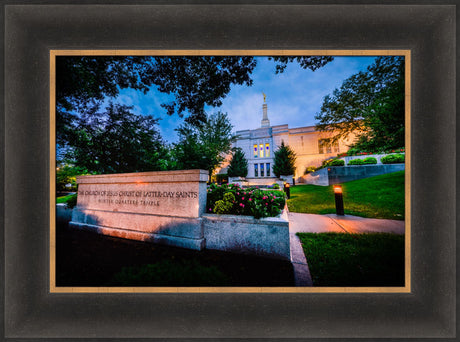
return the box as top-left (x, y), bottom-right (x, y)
top-left (273, 141), bottom-right (297, 177)
top-left (64, 103), bottom-right (170, 174)
top-left (57, 56), bottom-right (257, 144)
top-left (56, 164), bottom-right (88, 191)
top-left (269, 56), bottom-right (334, 73)
top-left (173, 112), bottom-right (235, 177)
top-left (57, 56), bottom-right (335, 145)
top-left (315, 56), bottom-right (405, 151)
top-left (227, 148), bottom-right (248, 177)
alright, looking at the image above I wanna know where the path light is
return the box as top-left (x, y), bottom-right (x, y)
top-left (283, 182), bottom-right (290, 199)
top-left (333, 184), bottom-right (344, 216)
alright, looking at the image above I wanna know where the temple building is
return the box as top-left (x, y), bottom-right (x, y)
top-left (224, 99), bottom-right (356, 185)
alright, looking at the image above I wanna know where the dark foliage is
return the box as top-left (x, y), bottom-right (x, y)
top-left (273, 141), bottom-right (297, 177)
top-left (173, 111), bottom-right (235, 176)
top-left (315, 56), bottom-right (405, 151)
top-left (227, 148), bottom-right (248, 177)
top-left (65, 103), bottom-right (169, 174)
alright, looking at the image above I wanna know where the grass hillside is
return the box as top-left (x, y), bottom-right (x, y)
top-left (288, 171), bottom-right (405, 220)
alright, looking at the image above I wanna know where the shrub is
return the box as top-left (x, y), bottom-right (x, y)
top-left (249, 190), bottom-right (286, 219)
top-left (207, 183), bottom-right (238, 211)
top-left (65, 193), bottom-right (78, 209)
top-left (206, 184), bottom-right (286, 219)
top-left (273, 141), bottom-right (297, 177)
top-left (317, 158), bottom-right (345, 170)
top-left (227, 148), bottom-right (248, 177)
top-left (381, 154), bottom-right (405, 164)
top-left (363, 157), bottom-right (377, 164)
top-left (213, 192), bottom-right (235, 214)
top-left (56, 165), bottom-right (88, 191)
top-left (348, 159), bottom-right (364, 165)
top-left (323, 159), bottom-right (345, 167)
top-left (385, 147), bottom-right (405, 154)
top-left (272, 183), bottom-right (280, 189)
top-left (304, 166), bottom-right (317, 174)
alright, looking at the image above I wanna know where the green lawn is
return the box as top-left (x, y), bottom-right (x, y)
top-left (288, 171), bottom-right (405, 220)
top-left (56, 193), bottom-right (76, 203)
top-left (297, 232), bottom-right (405, 286)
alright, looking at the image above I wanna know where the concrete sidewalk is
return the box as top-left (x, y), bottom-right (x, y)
top-left (289, 212), bottom-right (405, 235)
top-left (288, 212), bottom-right (405, 286)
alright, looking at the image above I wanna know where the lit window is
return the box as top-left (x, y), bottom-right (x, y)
top-left (265, 143), bottom-right (270, 157)
top-left (260, 163), bottom-right (264, 177)
top-left (254, 145), bottom-right (258, 158)
top-left (254, 164), bottom-right (258, 177)
top-left (266, 163), bottom-right (270, 177)
top-left (259, 144), bottom-right (264, 158)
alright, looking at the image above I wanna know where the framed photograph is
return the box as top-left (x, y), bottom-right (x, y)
top-left (51, 50), bottom-right (410, 293)
top-left (3, 2), bottom-right (456, 340)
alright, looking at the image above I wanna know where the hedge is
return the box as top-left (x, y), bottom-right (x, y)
top-left (348, 159), bottom-right (364, 165)
top-left (363, 157), bottom-right (377, 164)
top-left (381, 154), bottom-right (405, 164)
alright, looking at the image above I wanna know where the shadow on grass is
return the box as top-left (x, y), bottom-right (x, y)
top-left (297, 232), bottom-right (405, 287)
top-left (56, 225), bottom-right (295, 287)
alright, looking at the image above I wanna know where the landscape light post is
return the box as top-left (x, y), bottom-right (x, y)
top-left (333, 184), bottom-right (344, 216)
top-left (283, 182), bottom-right (290, 199)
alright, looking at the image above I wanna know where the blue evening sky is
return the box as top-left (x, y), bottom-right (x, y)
top-left (108, 56), bottom-right (376, 143)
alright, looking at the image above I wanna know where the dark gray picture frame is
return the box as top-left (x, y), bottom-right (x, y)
top-left (3, 2), bottom-right (456, 340)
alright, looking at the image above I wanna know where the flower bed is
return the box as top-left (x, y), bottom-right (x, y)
top-left (206, 183), bottom-right (286, 219)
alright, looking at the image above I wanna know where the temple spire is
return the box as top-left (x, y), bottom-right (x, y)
top-left (261, 94), bottom-right (270, 127)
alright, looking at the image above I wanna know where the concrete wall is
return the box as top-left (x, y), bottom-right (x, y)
top-left (202, 210), bottom-right (290, 260)
top-left (328, 164), bottom-right (405, 184)
top-left (300, 167), bottom-right (329, 186)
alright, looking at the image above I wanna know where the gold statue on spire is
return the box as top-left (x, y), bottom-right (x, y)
top-left (262, 92), bottom-right (266, 103)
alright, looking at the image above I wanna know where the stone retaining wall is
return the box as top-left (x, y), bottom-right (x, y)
top-left (299, 164), bottom-right (404, 186)
top-left (202, 210), bottom-right (290, 260)
top-left (328, 164), bottom-right (405, 184)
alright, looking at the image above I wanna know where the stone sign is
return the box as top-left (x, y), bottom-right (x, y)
top-left (69, 169), bottom-right (208, 250)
